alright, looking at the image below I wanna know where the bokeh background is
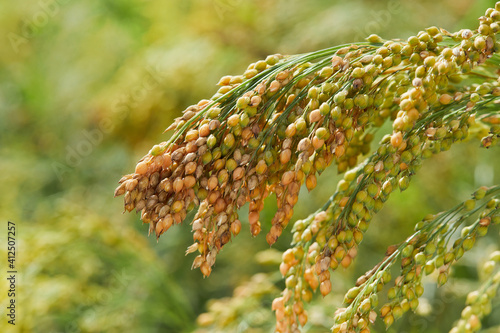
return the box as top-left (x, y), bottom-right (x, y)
top-left (1, 0), bottom-right (500, 332)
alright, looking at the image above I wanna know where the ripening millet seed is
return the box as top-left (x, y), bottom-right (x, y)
top-left (439, 94), bottom-right (453, 105)
top-left (269, 80), bottom-right (281, 92)
top-left (320, 280), bottom-right (332, 297)
top-left (474, 187), bottom-right (488, 199)
top-left (309, 109), bottom-right (322, 123)
top-left (390, 131), bottom-right (403, 147)
top-left (114, 7), bottom-right (500, 331)
top-left (464, 199), bottom-right (476, 211)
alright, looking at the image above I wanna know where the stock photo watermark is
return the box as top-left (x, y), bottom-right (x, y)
top-left (352, 0), bottom-right (402, 42)
top-left (7, 0), bottom-right (72, 54)
top-left (213, 0), bottom-right (244, 20)
top-left (5, 221), bottom-right (17, 326)
top-left (51, 67), bottom-right (164, 182)
top-left (51, 269), bottom-right (134, 333)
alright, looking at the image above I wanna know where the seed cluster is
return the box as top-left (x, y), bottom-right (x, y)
top-left (332, 186), bottom-right (500, 333)
top-left (270, 6), bottom-right (500, 332)
top-left (196, 273), bottom-right (278, 329)
top-left (116, 42), bottom-right (395, 276)
top-left (450, 250), bottom-right (500, 333)
top-left (275, 106), bottom-right (500, 331)
top-left (115, 3), bottom-right (500, 332)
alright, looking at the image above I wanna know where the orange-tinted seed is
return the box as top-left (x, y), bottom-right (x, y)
top-left (184, 175), bottom-right (196, 188)
top-left (270, 80), bottom-right (281, 92)
top-left (173, 178), bottom-right (184, 192)
top-left (286, 193), bottom-right (298, 206)
top-left (231, 220), bottom-right (242, 235)
top-left (276, 71), bottom-right (289, 80)
top-left (125, 179), bottom-right (138, 192)
top-left (306, 174), bottom-right (317, 191)
top-left (228, 115), bottom-right (240, 127)
top-left (341, 255), bottom-right (352, 268)
top-left (185, 129), bottom-right (199, 141)
top-left (256, 160), bottom-right (267, 174)
top-left (156, 219), bottom-right (165, 236)
top-left (152, 155), bottom-right (164, 169)
top-left (214, 198), bottom-right (226, 213)
top-left (285, 123), bottom-right (297, 137)
top-left (217, 76), bottom-right (231, 86)
top-left (335, 145), bottom-right (345, 158)
top-left (164, 215), bottom-right (173, 230)
top-left (185, 161), bottom-right (197, 174)
top-left (312, 136), bottom-right (324, 150)
top-left (200, 261), bottom-right (212, 277)
top-left (250, 222), bottom-right (261, 236)
top-left (250, 95), bottom-right (261, 106)
top-left (298, 312), bottom-right (308, 327)
top-left (172, 200), bottom-right (183, 213)
top-left (320, 280), bottom-right (332, 297)
top-left (249, 211), bottom-right (260, 225)
top-left (208, 176), bottom-right (218, 190)
top-left (199, 124), bottom-right (210, 137)
top-left (163, 154), bottom-right (172, 169)
top-left (186, 142), bottom-right (198, 153)
top-left (272, 297), bottom-right (284, 311)
top-left (331, 55), bottom-right (342, 67)
top-left (207, 190), bottom-right (220, 204)
top-left (282, 171), bottom-right (295, 185)
top-left (339, 196), bottom-right (349, 207)
top-left (391, 131), bottom-right (403, 148)
top-left (135, 161), bottom-right (148, 175)
top-left (309, 109), bottom-right (322, 123)
top-left (233, 167), bottom-right (245, 180)
top-left (280, 149), bottom-right (292, 164)
top-left (279, 262), bottom-right (289, 276)
top-left (407, 108), bottom-right (420, 121)
top-left (439, 93), bottom-right (453, 105)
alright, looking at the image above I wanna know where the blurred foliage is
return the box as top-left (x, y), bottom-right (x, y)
top-left (0, 0), bottom-right (499, 332)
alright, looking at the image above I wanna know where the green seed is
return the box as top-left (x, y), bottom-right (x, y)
top-left (424, 261), bottom-right (435, 275)
top-left (464, 199), bottom-right (476, 211)
top-left (330, 106), bottom-right (342, 120)
top-left (236, 96), bottom-right (250, 109)
top-left (248, 138), bottom-right (260, 149)
top-left (307, 87), bottom-right (319, 99)
top-left (207, 107), bottom-right (221, 118)
top-left (202, 151), bottom-right (213, 165)
top-left (223, 133), bottom-right (235, 148)
top-left (352, 67), bottom-right (364, 79)
top-left (255, 60), bottom-right (268, 71)
top-left (354, 94), bottom-right (369, 108)
top-left (415, 252), bottom-right (426, 265)
top-left (366, 34), bottom-right (383, 43)
top-left (295, 118), bottom-right (307, 132)
top-left (473, 187), bottom-right (487, 200)
top-left (316, 127), bottom-right (329, 140)
top-left (425, 242), bottom-right (436, 255)
top-left (344, 98), bottom-right (354, 110)
top-left (265, 55), bottom-right (279, 65)
top-left (356, 190), bottom-right (367, 203)
top-left (239, 113), bottom-right (250, 127)
top-left (402, 245), bottom-right (414, 258)
top-left (334, 91), bottom-right (347, 105)
top-left (438, 272), bottom-right (448, 286)
top-left (245, 106), bottom-right (257, 117)
top-left (399, 176), bottom-right (410, 191)
top-left (319, 102), bottom-right (330, 116)
top-left (207, 134), bottom-right (217, 148)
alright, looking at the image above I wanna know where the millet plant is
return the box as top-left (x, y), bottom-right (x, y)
top-left (115, 4), bottom-right (500, 332)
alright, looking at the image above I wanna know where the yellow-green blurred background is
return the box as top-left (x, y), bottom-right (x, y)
top-left (1, 0), bottom-right (500, 332)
